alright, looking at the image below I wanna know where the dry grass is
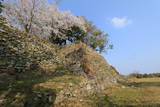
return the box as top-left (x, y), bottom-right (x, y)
top-left (95, 78), bottom-right (160, 107)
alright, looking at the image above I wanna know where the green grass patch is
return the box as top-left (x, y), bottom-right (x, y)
top-left (95, 78), bottom-right (160, 107)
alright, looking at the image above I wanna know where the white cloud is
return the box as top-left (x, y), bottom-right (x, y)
top-left (111, 17), bottom-right (133, 28)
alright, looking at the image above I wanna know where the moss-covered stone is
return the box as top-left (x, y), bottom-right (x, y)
top-left (0, 21), bottom-right (121, 107)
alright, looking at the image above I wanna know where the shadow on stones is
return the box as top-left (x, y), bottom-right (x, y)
top-left (0, 24), bottom-right (65, 107)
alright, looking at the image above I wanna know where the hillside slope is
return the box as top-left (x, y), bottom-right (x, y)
top-left (0, 20), bottom-right (120, 107)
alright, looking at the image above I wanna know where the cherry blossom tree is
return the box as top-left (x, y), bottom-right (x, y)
top-left (2, 0), bottom-right (47, 33)
top-left (2, 0), bottom-right (112, 52)
top-left (2, 0), bottom-right (86, 40)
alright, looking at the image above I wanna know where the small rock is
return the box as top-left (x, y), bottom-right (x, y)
top-left (86, 84), bottom-right (92, 90)
top-left (0, 99), bottom-right (4, 104)
top-left (69, 83), bottom-right (73, 87)
top-left (37, 93), bottom-right (42, 98)
top-left (79, 99), bottom-right (83, 102)
top-left (121, 86), bottom-right (125, 88)
top-left (48, 96), bottom-right (53, 102)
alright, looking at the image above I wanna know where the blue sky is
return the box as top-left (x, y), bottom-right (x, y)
top-left (57, 0), bottom-right (160, 75)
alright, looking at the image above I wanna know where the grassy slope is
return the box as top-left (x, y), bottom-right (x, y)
top-left (0, 20), bottom-right (120, 107)
top-left (95, 78), bottom-right (160, 107)
top-left (1, 19), bottom-right (160, 107)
